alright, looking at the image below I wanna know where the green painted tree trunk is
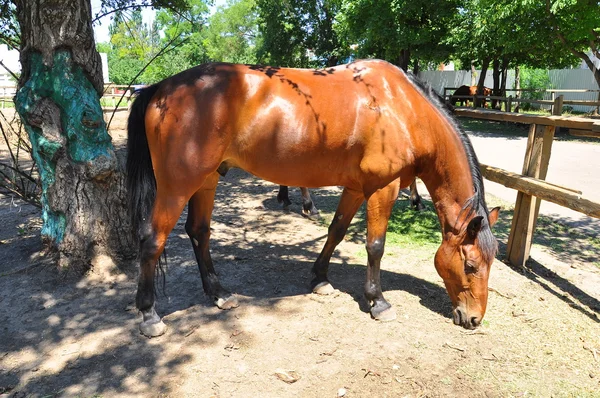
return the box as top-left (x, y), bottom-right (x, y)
top-left (14, 0), bottom-right (135, 269)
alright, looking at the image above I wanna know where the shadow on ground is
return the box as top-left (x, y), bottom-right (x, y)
top-left (0, 169), bottom-right (450, 396)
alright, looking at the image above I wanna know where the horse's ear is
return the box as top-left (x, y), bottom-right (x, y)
top-left (488, 207), bottom-right (500, 228)
top-left (467, 216), bottom-right (484, 239)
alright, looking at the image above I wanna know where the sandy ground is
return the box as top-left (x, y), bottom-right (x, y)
top-left (0, 111), bottom-right (599, 397)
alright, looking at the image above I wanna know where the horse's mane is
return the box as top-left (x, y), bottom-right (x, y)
top-left (406, 73), bottom-right (498, 263)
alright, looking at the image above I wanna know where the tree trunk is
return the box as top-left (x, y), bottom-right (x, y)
top-left (14, 0), bottom-right (135, 270)
top-left (491, 58), bottom-right (501, 109)
top-left (398, 49), bottom-right (410, 72)
top-left (500, 58), bottom-right (508, 110)
top-left (475, 57), bottom-right (490, 108)
top-left (412, 58), bottom-right (420, 76)
top-left (514, 65), bottom-right (521, 112)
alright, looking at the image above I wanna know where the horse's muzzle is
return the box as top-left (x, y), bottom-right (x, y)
top-left (452, 307), bottom-right (481, 329)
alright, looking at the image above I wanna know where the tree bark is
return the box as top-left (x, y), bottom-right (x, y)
top-left (514, 65), bottom-right (521, 112)
top-left (398, 49), bottom-right (410, 72)
top-left (500, 57), bottom-right (508, 110)
top-left (412, 58), bottom-right (420, 76)
top-left (491, 58), bottom-right (501, 109)
top-left (14, 0), bottom-right (135, 270)
top-left (475, 57), bottom-right (490, 108)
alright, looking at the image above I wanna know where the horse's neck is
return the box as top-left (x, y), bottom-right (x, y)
top-left (418, 127), bottom-right (476, 235)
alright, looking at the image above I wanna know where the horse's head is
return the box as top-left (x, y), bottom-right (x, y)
top-left (434, 207), bottom-right (500, 329)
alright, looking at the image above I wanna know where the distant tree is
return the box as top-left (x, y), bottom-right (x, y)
top-left (538, 0), bottom-right (600, 90)
top-left (448, 0), bottom-right (578, 106)
top-left (203, 0), bottom-right (260, 64)
top-left (147, 0), bottom-right (211, 81)
top-left (255, 0), bottom-right (342, 67)
top-left (335, 0), bottom-right (460, 72)
top-left (0, 0), bottom-right (18, 50)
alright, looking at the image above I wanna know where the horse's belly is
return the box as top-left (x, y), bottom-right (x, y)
top-left (232, 148), bottom-right (360, 188)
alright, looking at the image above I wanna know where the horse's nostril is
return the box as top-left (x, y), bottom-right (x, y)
top-left (471, 316), bottom-right (481, 327)
top-left (453, 308), bottom-right (463, 325)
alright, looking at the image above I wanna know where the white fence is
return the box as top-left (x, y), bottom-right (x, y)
top-left (418, 68), bottom-right (599, 113)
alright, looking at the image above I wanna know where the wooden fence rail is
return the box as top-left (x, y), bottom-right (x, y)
top-left (444, 86), bottom-right (600, 114)
top-left (456, 108), bottom-right (600, 267)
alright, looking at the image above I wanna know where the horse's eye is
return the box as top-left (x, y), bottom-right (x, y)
top-left (465, 261), bottom-right (478, 273)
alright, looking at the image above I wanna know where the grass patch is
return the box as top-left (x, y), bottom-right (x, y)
top-left (100, 98), bottom-right (130, 108)
top-left (319, 196), bottom-right (441, 251)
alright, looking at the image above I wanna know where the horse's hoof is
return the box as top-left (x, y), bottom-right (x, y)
top-left (371, 307), bottom-right (396, 322)
top-left (312, 281), bottom-right (335, 295)
top-left (302, 209), bottom-right (321, 220)
top-left (139, 319), bottom-right (167, 337)
top-left (215, 295), bottom-right (239, 310)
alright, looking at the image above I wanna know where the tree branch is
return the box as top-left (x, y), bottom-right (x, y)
top-left (589, 30), bottom-right (600, 60)
top-left (106, 32), bottom-right (187, 130)
top-left (0, 59), bottom-right (19, 81)
top-left (0, 34), bottom-right (20, 51)
top-left (93, 4), bottom-right (149, 23)
top-left (545, 0), bottom-right (593, 63)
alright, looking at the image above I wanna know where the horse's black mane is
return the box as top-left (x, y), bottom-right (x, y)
top-left (407, 73), bottom-right (498, 263)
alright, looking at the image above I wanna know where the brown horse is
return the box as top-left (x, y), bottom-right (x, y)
top-left (451, 85), bottom-right (492, 107)
top-left (126, 60), bottom-right (500, 337)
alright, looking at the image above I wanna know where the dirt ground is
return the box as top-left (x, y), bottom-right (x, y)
top-left (0, 111), bottom-right (599, 397)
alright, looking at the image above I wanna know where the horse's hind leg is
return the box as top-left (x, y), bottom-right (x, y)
top-left (365, 179), bottom-right (400, 321)
top-left (409, 180), bottom-right (424, 211)
top-left (277, 185), bottom-right (292, 208)
top-left (186, 172), bottom-right (238, 310)
top-left (137, 192), bottom-right (189, 337)
top-left (300, 187), bottom-right (319, 218)
top-left (312, 187), bottom-right (363, 294)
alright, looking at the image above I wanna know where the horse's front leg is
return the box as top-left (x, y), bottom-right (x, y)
top-left (186, 172), bottom-right (238, 310)
top-left (312, 187), bottom-right (363, 294)
top-left (137, 193), bottom-right (188, 337)
top-left (365, 179), bottom-right (400, 321)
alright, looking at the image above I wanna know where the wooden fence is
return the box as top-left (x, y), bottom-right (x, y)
top-left (443, 87), bottom-right (600, 114)
top-left (0, 84), bottom-right (136, 109)
top-left (455, 107), bottom-right (600, 267)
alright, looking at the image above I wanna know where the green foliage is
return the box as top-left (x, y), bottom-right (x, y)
top-left (0, 0), bottom-right (19, 50)
top-left (98, 1), bottom-right (211, 85)
top-left (255, 0), bottom-right (342, 67)
top-left (203, 0), bottom-right (260, 64)
top-left (448, 0), bottom-right (579, 76)
top-left (520, 68), bottom-right (551, 109)
top-left (335, 0), bottom-right (460, 69)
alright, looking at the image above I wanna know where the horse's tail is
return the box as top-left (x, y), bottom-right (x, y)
top-left (126, 84), bottom-right (161, 237)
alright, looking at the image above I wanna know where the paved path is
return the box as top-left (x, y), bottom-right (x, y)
top-left (466, 129), bottom-right (600, 234)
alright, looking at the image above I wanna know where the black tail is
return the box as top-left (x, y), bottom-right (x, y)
top-left (126, 84), bottom-right (161, 238)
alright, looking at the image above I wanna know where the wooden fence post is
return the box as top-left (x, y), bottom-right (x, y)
top-left (506, 123), bottom-right (556, 267)
top-left (552, 95), bottom-right (564, 116)
top-left (507, 95), bottom-right (513, 113)
top-left (553, 95), bottom-right (563, 134)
